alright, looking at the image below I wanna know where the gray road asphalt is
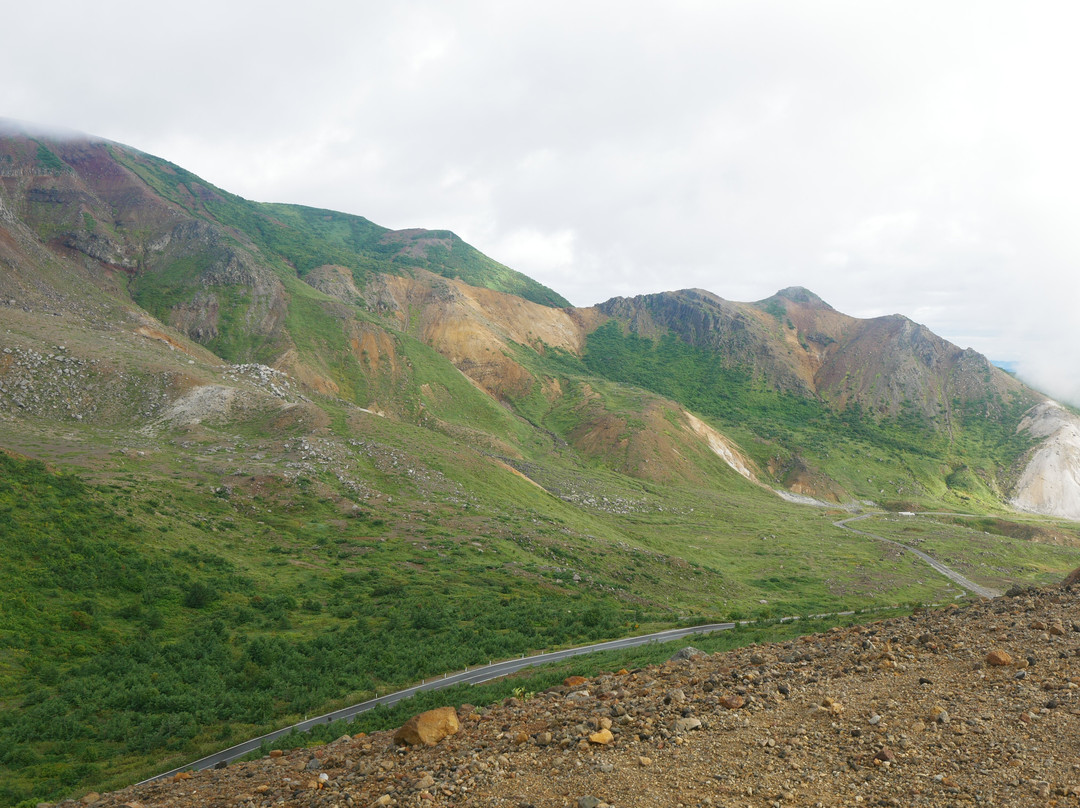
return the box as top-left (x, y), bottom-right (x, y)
top-left (137, 621), bottom-right (736, 784)
top-left (835, 512), bottom-right (1002, 600)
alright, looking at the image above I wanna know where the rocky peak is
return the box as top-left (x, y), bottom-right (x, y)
top-left (761, 286), bottom-right (835, 311)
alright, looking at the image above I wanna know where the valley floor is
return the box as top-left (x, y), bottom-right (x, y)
top-left (78, 581), bottom-right (1080, 808)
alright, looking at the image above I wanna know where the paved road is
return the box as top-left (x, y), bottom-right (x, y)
top-left (835, 513), bottom-right (1002, 600)
top-left (137, 621), bottom-right (736, 784)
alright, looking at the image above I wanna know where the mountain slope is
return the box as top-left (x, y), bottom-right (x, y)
top-left (589, 286), bottom-right (1041, 506)
top-left (3, 123), bottom-right (1080, 804)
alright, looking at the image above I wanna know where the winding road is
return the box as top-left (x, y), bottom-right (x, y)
top-left (137, 621), bottom-right (736, 783)
top-left (835, 512), bottom-right (1002, 600)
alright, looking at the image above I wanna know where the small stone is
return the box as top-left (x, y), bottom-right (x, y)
top-left (720, 695), bottom-right (745, 710)
top-left (868, 714), bottom-right (882, 725)
top-left (374, 796), bottom-right (393, 807)
top-left (639, 756), bottom-right (652, 766)
top-left (673, 717), bottom-right (702, 733)
top-left (1050, 623), bottom-right (1066, 636)
top-left (821, 698), bottom-right (844, 715)
top-left (875, 747), bottom-right (897, 763)
top-left (665, 688), bottom-right (687, 704)
top-left (578, 798), bottom-right (601, 808)
top-left (668, 646), bottom-right (705, 662)
top-left (588, 729), bottom-right (614, 745)
top-left (270, 749), bottom-right (284, 758)
top-left (415, 774), bottom-right (435, 790)
top-left (80, 794), bottom-right (101, 805)
top-left (986, 649), bottom-right (1013, 666)
top-left (564, 675), bottom-right (588, 688)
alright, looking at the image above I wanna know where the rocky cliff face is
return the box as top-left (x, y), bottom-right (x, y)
top-left (360, 269), bottom-right (598, 401)
top-left (597, 286), bottom-right (1033, 421)
top-left (1012, 402), bottom-right (1080, 520)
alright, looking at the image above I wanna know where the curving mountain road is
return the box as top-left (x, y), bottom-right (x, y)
top-left (137, 621), bottom-right (737, 784)
top-left (835, 513), bottom-right (1002, 600)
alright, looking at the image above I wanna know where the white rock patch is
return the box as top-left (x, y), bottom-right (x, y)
top-left (682, 411), bottom-right (756, 481)
top-left (1012, 401), bottom-right (1080, 521)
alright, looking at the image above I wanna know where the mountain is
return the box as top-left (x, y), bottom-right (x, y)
top-left (589, 285), bottom-right (1046, 507)
top-left (2, 123), bottom-right (1080, 804)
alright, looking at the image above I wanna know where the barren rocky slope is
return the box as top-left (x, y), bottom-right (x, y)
top-left (1012, 402), bottom-right (1080, 521)
top-left (80, 580), bottom-right (1080, 808)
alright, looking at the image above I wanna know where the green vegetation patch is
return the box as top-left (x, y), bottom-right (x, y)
top-left (851, 514), bottom-right (1080, 590)
top-left (33, 141), bottom-right (68, 173)
top-left (246, 610), bottom-right (904, 757)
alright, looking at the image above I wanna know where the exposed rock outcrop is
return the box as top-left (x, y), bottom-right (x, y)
top-left (1012, 401), bottom-right (1080, 520)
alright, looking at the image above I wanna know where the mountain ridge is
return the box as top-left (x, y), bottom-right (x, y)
top-left (0, 122), bottom-right (1072, 512)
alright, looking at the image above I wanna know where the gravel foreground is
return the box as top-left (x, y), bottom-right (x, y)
top-left (75, 581), bottom-right (1080, 808)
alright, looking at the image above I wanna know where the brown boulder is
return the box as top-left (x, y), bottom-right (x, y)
top-left (986, 649), bottom-right (1013, 666)
top-left (393, 706), bottom-right (461, 746)
top-left (719, 695), bottom-right (745, 710)
top-left (588, 728), bottom-right (614, 744)
top-left (564, 675), bottom-right (588, 688)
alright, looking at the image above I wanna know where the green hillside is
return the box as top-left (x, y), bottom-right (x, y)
top-left (583, 320), bottom-right (1037, 509)
top-left (113, 148), bottom-right (569, 307)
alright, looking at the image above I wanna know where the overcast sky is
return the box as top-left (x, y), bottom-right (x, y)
top-left (4, 0), bottom-right (1079, 403)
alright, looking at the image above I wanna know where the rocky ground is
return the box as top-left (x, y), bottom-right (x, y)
top-left (74, 580), bottom-right (1080, 808)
